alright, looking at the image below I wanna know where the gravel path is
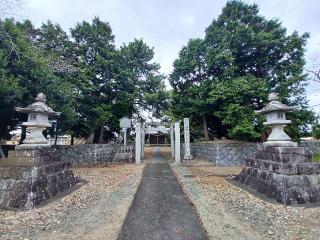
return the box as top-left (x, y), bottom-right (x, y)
top-left (167, 155), bottom-right (320, 240)
top-left (0, 163), bottom-right (145, 240)
top-left (118, 147), bottom-right (208, 240)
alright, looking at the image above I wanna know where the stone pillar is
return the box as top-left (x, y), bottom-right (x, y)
top-left (170, 124), bottom-right (174, 158)
top-left (183, 118), bottom-right (193, 160)
top-left (141, 125), bottom-right (145, 159)
top-left (123, 128), bottom-right (127, 146)
top-left (135, 123), bottom-right (141, 164)
top-left (174, 121), bottom-right (181, 164)
top-left (170, 124), bottom-right (175, 158)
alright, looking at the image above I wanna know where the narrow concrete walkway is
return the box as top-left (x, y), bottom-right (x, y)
top-left (117, 147), bottom-right (208, 240)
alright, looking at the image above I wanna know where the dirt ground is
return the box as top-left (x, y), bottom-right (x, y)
top-left (2, 147), bottom-right (319, 240)
top-left (0, 163), bottom-right (145, 240)
top-left (161, 147), bottom-right (320, 240)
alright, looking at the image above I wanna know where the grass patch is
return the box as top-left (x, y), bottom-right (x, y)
top-left (312, 154), bottom-right (320, 162)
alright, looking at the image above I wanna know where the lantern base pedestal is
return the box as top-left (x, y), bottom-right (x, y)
top-left (238, 146), bottom-right (320, 205)
top-left (263, 140), bottom-right (297, 147)
top-left (0, 148), bottom-right (76, 209)
top-left (16, 144), bottom-right (50, 150)
top-left (21, 125), bottom-right (49, 145)
top-left (183, 155), bottom-right (194, 160)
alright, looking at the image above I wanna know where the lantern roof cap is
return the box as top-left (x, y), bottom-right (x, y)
top-left (255, 92), bottom-right (294, 114)
top-left (15, 93), bottom-right (60, 116)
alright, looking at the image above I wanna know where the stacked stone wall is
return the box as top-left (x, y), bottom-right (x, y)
top-left (190, 141), bottom-right (320, 166)
top-left (0, 149), bottom-right (76, 209)
top-left (238, 147), bottom-right (320, 205)
top-left (55, 144), bottom-right (134, 165)
top-left (300, 141), bottom-right (320, 155)
top-left (0, 144), bottom-right (133, 209)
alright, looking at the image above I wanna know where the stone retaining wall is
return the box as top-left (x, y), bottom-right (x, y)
top-left (55, 144), bottom-right (134, 165)
top-left (190, 142), bottom-right (262, 166)
top-left (300, 141), bottom-right (320, 155)
top-left (190, 141), bottom-right (320, 166)
top-left (0, 144), bottom-right (133, 209)
top-left (0, 148), bottom-right (76, 209)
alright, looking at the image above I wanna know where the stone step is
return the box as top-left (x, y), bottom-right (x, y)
top-left (263, 146), bottom-right (306, 154)
top-left (238, 168), bottom-right (320, 204)
top-left (245, 158), bottom-right (320, 175)
top-left (0, 166), bottom-right (33, 179)
top-left (0, 161), bottom-right (71, 180)
top-left (0, 155), bottom-right (65, 167)
top-left (254, 151), bottom-right (311, 163)
top-left (8, 148), bottom-right (58, 158)
top-left (0, 157), bottom-right (42, 167)
top-left (0, 165), bottom-right (75, 209)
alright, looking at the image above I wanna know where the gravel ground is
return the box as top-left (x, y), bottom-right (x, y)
top-left (165, 152), bottom-right (320, 240)
top-left (0, 163), bottom-right (145, 240)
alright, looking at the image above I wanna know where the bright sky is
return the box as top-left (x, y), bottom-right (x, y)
top-left (17, 0), bottom-right (320, 112)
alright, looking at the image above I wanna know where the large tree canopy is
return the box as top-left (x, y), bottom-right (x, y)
top-left (0, 17), bottom-right (167, 143)
top-left (170, 0), bottom-right (315, 141)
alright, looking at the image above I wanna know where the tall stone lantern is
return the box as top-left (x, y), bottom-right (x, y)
top-left (255, 92), bottom-right (297, 147)
top-left (15, 93), bottom-right (60, 149)
top-left (0, 93), bottom-right (76, 209)
top-left (238, 92), bottom-right (320, 205)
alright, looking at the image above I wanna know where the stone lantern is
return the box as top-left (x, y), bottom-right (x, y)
top-left (15, 93), bottom-right (60, 149)
top-left (0, 93), bottom-right (76, 209)
top-left (255, 92), bottom-right (297, 147)
top-left (238, 92), bottom-right (320, 205)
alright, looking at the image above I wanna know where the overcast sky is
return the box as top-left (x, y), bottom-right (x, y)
top-left (17, 0), bottom-right (320, 112)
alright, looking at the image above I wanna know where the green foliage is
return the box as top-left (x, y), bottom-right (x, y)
top-left (0, 19), bottom-right (51, 137)
top-left (312, 117), bottom-right (320, 139)
top-left (118, 39), bottom-right (168, 119)
top-left (0, 17), bottom-right (166, 142)
top-left (169, 0), bottom-right (315, 141)
top-left (216, 103), bottom-right (262, 141)
top-left (312, 154), bottom-right (320, 162)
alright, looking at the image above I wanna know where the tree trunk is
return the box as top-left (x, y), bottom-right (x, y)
top-left (202, 115), bottom-right (209, 141)
top-left (19, 126), bottom-right (26, 144)
top-left (98, 125), bottom-right (104, 144)
top-left (71, 135), bottom-right (74, 145)
top-left (86, 131), bottom-right (95, 144)
top-left (54, 121), bottom-right (58, 146)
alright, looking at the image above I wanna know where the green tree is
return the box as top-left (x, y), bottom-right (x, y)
top-left (0, 19), bottom-right (82, 141)
top-left (0, 18), bottom-right (50, 139)
top-left (35, 21), bottom-right (85, 140)
top-left (0, 17), bottom-right (167, 143)
top-left (312, 119), bottom-right (320, 139)
top-left (118, 39), bottom-right (167, 119)
top-left (170, 38), bottom-right (216, 140)
top-left (70, 17), bottom-right (118, 143)
top-left (71, 18), bottom-right (166, 143)
top-left (170, 0), bottom-right (315, 141)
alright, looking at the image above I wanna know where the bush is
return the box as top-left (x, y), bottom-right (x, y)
top-left (228, 121), bottom-right (261, 141)
top-left (312, 154), bottom-right (320, 162)
top-left (312, 124), bottom-right (320, 139)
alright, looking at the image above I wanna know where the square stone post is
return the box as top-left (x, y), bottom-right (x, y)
top-left (174, 121), bottom-right (181, 164)
top-left (183, 118), bottom-right (193, 160)
top-left (123, 127), bottom-right (127, 146)
top-left (170, 124), bottom-right (175, 158)
top-left (135, 123), bottom-right (141, 164)
top-left (141, 125), bottom-right (145, 159)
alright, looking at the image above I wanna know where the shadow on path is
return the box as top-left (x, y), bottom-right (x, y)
top-left (117, 147), bottom-right (208, 240)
